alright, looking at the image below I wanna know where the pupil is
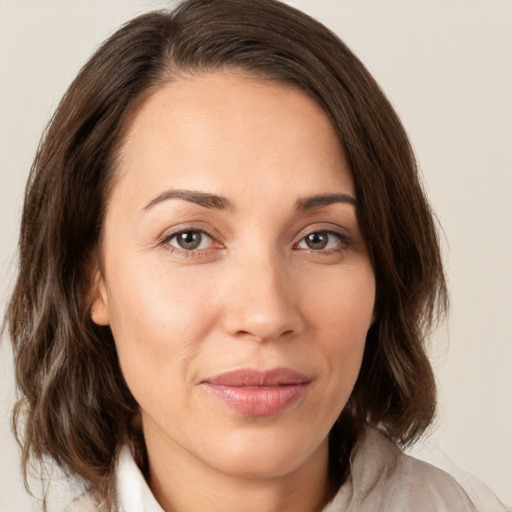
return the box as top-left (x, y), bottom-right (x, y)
top-left (306, 232), bottom-right (328, 250)
top-left (178, 231), bottom-right (201, 250)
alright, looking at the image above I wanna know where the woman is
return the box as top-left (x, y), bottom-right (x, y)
top-left (4, 0), bottom-right (498, 510)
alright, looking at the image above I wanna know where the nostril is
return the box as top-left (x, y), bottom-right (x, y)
top-left (235, 329), bottom-right (294, 342)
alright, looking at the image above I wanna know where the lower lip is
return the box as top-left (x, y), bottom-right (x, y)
top-left (202, 383), bottom-right (309, 416)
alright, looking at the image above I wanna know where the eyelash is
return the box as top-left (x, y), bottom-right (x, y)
top-left (158, 227), bottom-right (352, 257)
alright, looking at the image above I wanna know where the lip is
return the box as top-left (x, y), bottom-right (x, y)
top-left (201, 368), bottom-right (310, 416)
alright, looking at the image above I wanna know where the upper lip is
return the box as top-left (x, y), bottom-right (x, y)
top-left (203, 367), bottom-right (310, 387)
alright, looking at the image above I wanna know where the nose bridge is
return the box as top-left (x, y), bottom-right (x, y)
top-left (222, 249), bottom-right (303, 342)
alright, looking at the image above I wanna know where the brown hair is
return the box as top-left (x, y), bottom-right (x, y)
top-left (5, 0), bottom-right (446, 508)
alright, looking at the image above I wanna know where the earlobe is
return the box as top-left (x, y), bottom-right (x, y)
top-left (90, 271), bottom-right (110, 326)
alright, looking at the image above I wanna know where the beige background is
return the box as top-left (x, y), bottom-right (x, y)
top-left (1, 1), bottom-right (511, 510)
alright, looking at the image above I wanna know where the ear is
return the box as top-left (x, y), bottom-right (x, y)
top-left (90, 270), bottom-right (110, 326)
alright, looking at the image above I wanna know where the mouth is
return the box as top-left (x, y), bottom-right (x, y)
top-left (201, 368), bottom-right (311, 416)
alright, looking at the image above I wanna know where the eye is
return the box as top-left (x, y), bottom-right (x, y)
top-left (167, 230), bottom-right (213, 251)
top-left (296, 230), bottom-right (347, 251)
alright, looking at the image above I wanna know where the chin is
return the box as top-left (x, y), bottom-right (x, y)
top-left (201, 427), bottom-right (328, 479)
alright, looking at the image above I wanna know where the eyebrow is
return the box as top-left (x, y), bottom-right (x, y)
top-left (295, 193), bottom-right (357, 211)
top-left (143, 189), bottom-right (233, 211)
top-left (143, 189), bottom-right (357, 213)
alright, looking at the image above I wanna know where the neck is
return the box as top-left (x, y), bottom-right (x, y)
top-left (143, 420), bottom-right (334, 512)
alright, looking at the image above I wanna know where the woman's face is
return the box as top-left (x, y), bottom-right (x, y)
top-left (91, 72), bottom-right (375, 480)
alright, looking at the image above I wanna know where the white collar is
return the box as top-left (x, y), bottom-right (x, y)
top-left (112, 429), bottom-right (391, 512)
top-left (116, 445), bottom-right (164, 512)
top-left (112, 428), bottom-right (477, 512)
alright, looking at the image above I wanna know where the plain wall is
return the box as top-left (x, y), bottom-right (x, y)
top-left (1, 1), bottom-right (511, 510)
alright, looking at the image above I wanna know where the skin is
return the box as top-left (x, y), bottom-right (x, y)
top-left (90, 72), bottom-right (376, 512)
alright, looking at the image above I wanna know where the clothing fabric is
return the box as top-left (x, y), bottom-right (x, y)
top-left (65, 427), bottom-right (502, 511)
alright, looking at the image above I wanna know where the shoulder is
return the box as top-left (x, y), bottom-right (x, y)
top-left (383, 449), bottom-right (477, 511)
top-left (326, 427), bottom-right (477, 512)
top-left (64, 492), bottom-right (100, 512)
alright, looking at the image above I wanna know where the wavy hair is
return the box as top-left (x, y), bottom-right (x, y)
top-left (5, 0), bottom-right (447, 509)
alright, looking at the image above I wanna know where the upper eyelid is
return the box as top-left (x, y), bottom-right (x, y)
top-left (294, 223), bottom-right (350, 241)
top-left (159, 224), bottom-right (220, 244)
top-left (165, 227), bottom-right (212, 238)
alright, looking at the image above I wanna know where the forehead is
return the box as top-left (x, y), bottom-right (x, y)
top-left (113, 72), bottom-right (353, 207)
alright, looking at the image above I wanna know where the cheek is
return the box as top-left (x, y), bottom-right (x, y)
top-left (305, 264), bottom-right (375, 341)
top-left (104, 259), bottom-right (218, 401)
top-left (305, 265), bottom-right (375, 388)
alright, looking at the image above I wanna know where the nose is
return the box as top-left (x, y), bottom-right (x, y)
top-left (220, 253), bottom-right (305, 343)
